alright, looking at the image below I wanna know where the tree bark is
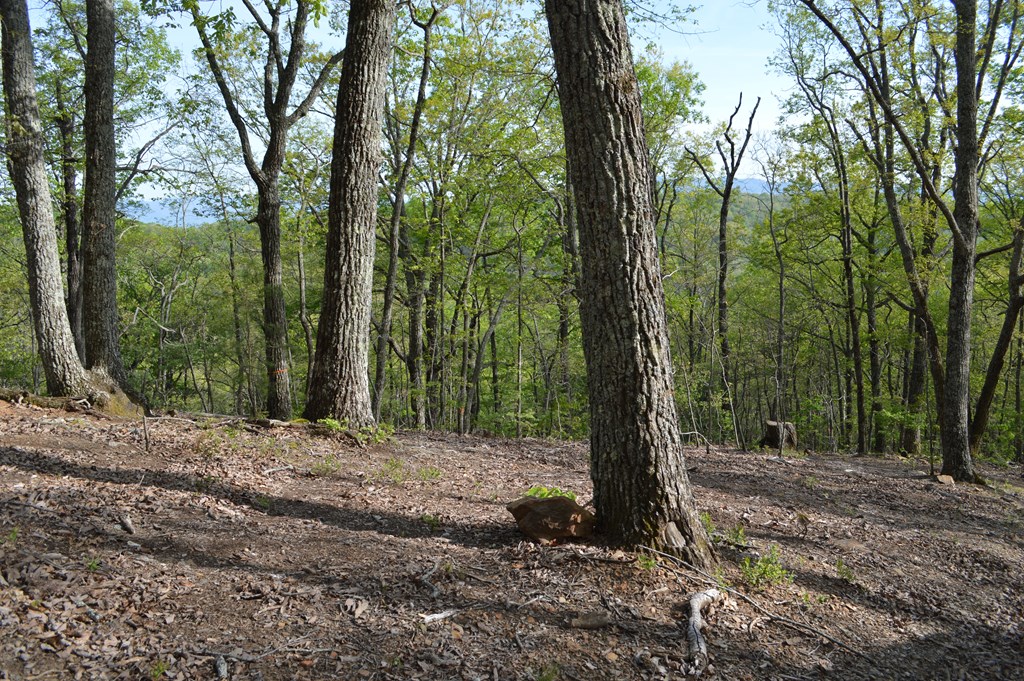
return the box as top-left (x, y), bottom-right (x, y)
top-left (544, 0), bottom-right (714, 566)
top-left (304, 0), bottom-right (395, 427)
top-left (54, 80), bottom-right (84, 362)
top-left (968, 224), bottom-right (1024, 454)
top-left (372, 6), bottom-right (438, 422)
top-left (0, 0), bottom-right (87, 396)
top-left (82, 0), bottom-right (127, 386)
top-left (941, 0), bottom-right (979, 481)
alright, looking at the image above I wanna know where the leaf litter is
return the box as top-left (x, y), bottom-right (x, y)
top-left (0, 398), bottom-right (1022, 679)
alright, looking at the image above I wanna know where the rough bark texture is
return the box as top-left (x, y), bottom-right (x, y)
top-left (941, 0), bottom-right (979, 481)
top-left (544, 0), bottom-right (715, 567)
top-left (82, 0), bottom-right (126, 385)
top-left (255, 183), bottom-right (292, 419)
top-left (55, 82), bottom-right (84, 362)
top-left (304, 0), bottom-right (395, 427)
top-left (1, 0), bottom-right (87, 396)
top-left (373, 9), bottom-right (436, 421)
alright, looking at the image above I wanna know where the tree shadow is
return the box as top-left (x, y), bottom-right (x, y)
top-left (0, 446), bottom-right (519, 552)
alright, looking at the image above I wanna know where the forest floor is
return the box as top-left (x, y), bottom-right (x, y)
top-left (0, 400), bottom-right (1022, 681)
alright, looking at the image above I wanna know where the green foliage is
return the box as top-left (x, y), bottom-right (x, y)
top-left (417, 466), bottom-right (442, 481)
top-left (195, 475), bottom-right (219, 493)
top-left (835, 558), bottom-right (856, 583)
top-left (2, 527), bottom-right (19, 545)
top-left (711, 567), bottom-right (732, 589)
top-left (149, 659), bottom-right (169, 680)
top-left (740, 545), bottom-right (793, 589)
top-left (378, 457), bottom-right (407, 484)
top-left (420, 513), bottom-right (442, 532)
top-left (85, 557), bottom-right (101, 572)
top-left (699, 512), bottom-right (716, 535)
top-left (317, 418), bottom-right (342, 432)
top-left (309, 455), bottom-right (341, 477)
top-left (637, 553), bottom-right (658, 570)
top-left (726, 524), bottom-right (747, 546)
top-left (534, 664), bottom-right (560, 681)
top-left (524, 485), bottom-right (577, 501)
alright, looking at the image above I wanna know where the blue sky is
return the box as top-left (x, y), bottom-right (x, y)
top-left (650, 0), bottom-right (788, 132)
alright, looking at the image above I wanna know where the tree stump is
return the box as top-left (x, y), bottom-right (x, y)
top-left (758, 420), bottom-right (797, 450)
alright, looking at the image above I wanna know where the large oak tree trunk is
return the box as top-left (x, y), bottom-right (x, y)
top-left (544, 0), bottom-right (714, 567)
top-left (82, 0), bottom-right (127, 386)
top-left (304, 0), bottom-right (395, 427)
top-left (0, 0), bottom-right (87, 396)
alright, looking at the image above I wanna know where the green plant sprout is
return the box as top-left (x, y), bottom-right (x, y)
top-left (740, 545), bottom-right (793, 588)
top-left (524, 485), bottom-right (577, 501)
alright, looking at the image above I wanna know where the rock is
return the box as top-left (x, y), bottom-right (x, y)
top-left (936, 474), bottom-right (955, 485)
top-left (506, 495), bottom-right (595, 543)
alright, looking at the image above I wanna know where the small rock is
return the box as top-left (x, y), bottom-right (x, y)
top-left (936, 475), bottom-right (955, 485)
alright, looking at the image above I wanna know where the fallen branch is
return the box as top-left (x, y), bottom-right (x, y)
top-left (261, 465), bottom-right (295, 476)
top-left (685, 588), bottom-right (724, 676)
top-left (420, 608), bottom-right (459, 624)
top-left (640, 545), bottom-right (868, 660)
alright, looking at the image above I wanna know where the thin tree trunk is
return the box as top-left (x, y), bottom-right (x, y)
top-left (55, 81), bottom-right (84, 362)
top-left (968, 225), bottom-right (1023, 454)
top-left (1015, 314), bottom-right (1023, 463)
top-left (900, 311), bottom-right (928, 455)
top-left (304, 0), bottom-right (395, 427)
top-left (545, 0), bottom-right (714, 566)
top-left (296, 235), bottom-right (314, 398)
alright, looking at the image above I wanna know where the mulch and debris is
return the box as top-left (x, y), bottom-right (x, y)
top-left (0, 398), bottom-right (1022, 680)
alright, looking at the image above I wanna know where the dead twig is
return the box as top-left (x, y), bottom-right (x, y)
top-left (640, 545), bottom-right (868, 660)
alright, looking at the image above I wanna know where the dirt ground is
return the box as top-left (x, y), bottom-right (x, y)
top-left (0, 399), bottom-right (1022, 681)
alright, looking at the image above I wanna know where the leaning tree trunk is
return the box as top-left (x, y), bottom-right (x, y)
top-left (0, 0), bottom-right (87, 396)
top-left (82, 0), bottom-right (127, 386)
top-left (544, 0), bottom-right (715, 567)
top-left (304, 0), bottom-right (395, 427)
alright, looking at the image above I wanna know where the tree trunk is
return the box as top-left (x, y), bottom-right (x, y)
top-left (55, 81), bottom-right (84, 362)
top-left (190, 0), bottom-right (343, 420)
top-left (545, 0), bottom-right (714, 567)
top-left (372, 7), bottom-right (437, 421)
top-left (296, 235), bottom-right (315, 399)
top-left (0, 0), bottom-right (87, 396)
top-left (899, 311), bottom-right (928, 456)
top-left (304, 0), bottom-right (395, 427)
top-left (968, 225), bottom-right (1023, 454)
top-left (866, 224), bottom-right (884, 453)
top-left (1015, 314), bottom-right (1023, 463)
top-left (82, 0), bottom-right (127, 386)
top-left (941, 0), bottom-right (979, 481)
top-left (255, 182), bottom-right (292, 419)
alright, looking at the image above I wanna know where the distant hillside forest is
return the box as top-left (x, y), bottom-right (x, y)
top-left (0, 0), bottom-right (1021, 466)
